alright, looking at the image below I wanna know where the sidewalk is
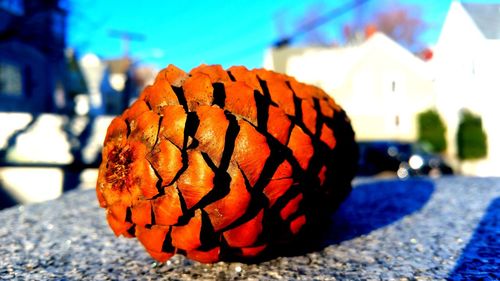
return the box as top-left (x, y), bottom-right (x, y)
top-left (0, 177), bottom-right (498, 280)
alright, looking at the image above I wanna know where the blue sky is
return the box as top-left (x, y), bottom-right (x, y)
top-left (67, 0), bottom-right (499, 71)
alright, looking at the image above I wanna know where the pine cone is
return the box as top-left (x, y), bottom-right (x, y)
top-left (96, 64), bottom-right (357, 263)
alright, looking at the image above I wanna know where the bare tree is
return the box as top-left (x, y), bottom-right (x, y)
top-left (276, 1), bottom-right (427, 52)
top-left (370, 4), bottom-right (426, 51)
top-left (296, 2), bottom-right (333, 46)
top-left (273, 1), bottom-right (348, 47)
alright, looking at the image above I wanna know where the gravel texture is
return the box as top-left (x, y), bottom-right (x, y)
top-left (0, 176), bottom-right (499, 280)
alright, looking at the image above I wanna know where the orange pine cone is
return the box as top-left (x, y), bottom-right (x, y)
top-left (96, 64), bottom-right (357, 263)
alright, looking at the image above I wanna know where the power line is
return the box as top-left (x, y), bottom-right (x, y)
top-left (210, 0), bottom-right (372, 65)
top-left (273, 0), bottom-right (371, 48)
top-left (152, 1), bottom-right (373, 70)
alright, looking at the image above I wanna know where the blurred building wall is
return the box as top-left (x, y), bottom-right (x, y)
top-left (265, 2), bottom-right (500, 177)
top-left (265, 32), bottom-right (435, 142)
top-left (432, 1), bottom-right (500, 176)
top-left (0, 0), bottom-right (67, 113)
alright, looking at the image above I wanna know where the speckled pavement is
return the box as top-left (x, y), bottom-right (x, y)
top-left (0, 177), bottom-right (499, 280)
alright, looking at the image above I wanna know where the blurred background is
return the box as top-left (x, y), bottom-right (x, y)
top-left (1, 0), bottom-right (499, 209)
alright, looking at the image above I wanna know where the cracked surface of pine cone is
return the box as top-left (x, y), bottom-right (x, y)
top-left (96, 64), bottom-right (357, 263)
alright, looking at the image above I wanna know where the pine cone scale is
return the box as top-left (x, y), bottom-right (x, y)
top-left (96, 64), bottom-right (357, 263)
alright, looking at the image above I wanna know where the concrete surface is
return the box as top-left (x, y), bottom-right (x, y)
top-left (0, 176), bottom-right (499, 280)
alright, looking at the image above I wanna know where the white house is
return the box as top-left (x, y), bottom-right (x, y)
top-left (264, 32), bottom-right (435, 142)
top-left (432, 0), bottom-right (500, 176)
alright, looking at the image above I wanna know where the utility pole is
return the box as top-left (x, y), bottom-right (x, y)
top-left (108, 30), bottom-right (146, 58)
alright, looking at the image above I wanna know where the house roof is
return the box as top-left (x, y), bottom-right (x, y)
top-left (264, 32), bottom-right (430, 89)
top-left (462, 3), bottom-right (500, 39)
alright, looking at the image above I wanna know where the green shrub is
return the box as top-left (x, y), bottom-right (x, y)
top-left (417, 109), bottom-right (447, 153)
top-left (457, 110), bottom-right (487, 160)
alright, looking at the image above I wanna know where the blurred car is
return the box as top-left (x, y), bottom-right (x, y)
top-left (357, 140), bottom-right (453, 178)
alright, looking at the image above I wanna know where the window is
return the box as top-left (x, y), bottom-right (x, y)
top-left (0, 62), bottom-right (23, 97)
